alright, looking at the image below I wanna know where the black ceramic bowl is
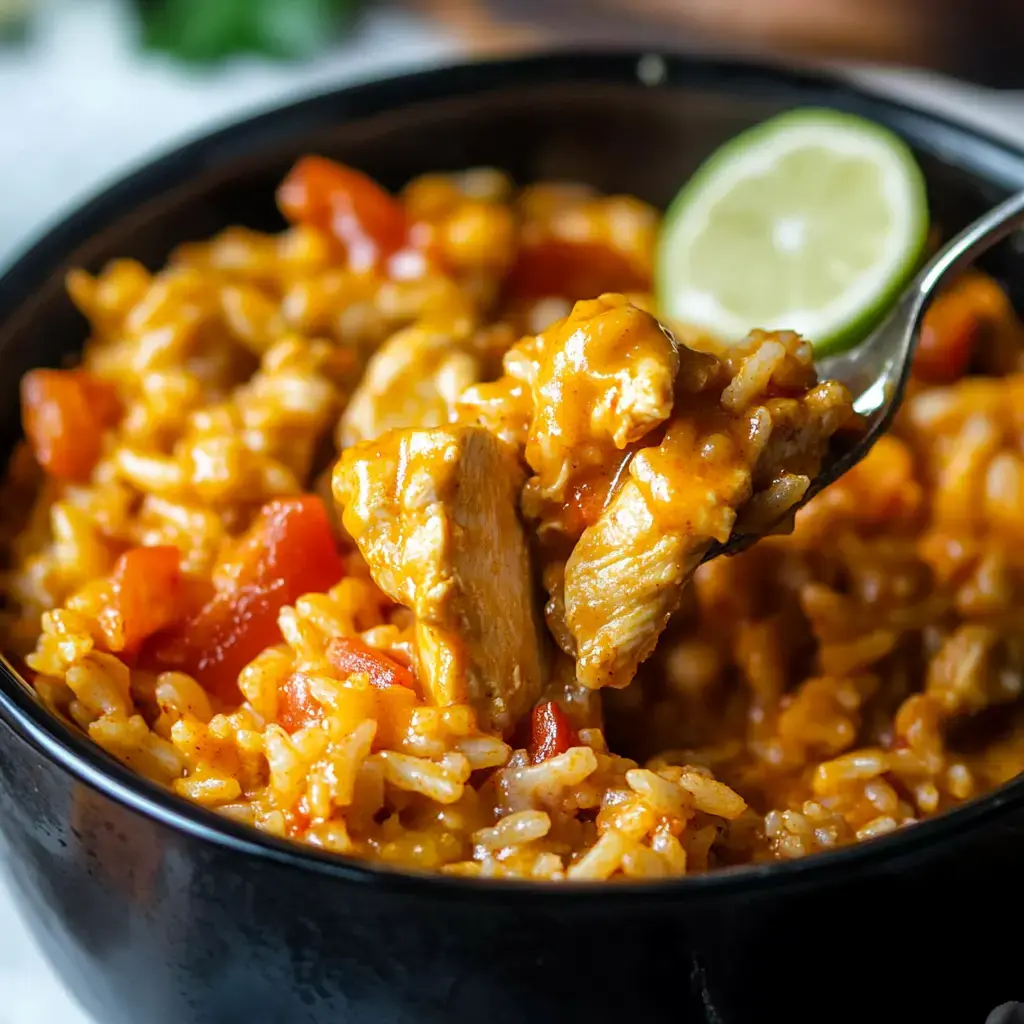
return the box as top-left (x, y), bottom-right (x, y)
top-left (1, 52), bottom-right (1024, 1024)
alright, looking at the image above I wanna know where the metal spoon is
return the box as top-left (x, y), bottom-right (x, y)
top-left (703, 187), bottom-right (1024, 563)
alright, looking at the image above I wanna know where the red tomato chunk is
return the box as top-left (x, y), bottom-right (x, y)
top-left (529, 701), bottom-right (578, 764)
top-left (20, 369), bottom-right (121, 481)
top-left (277, 672), bottom-right (322, 733)
top-left (277, 155), bottom-right (408, 273)
top-left (913, 288), bottom-right (980, 384)
top-left (505, 240), bottom-right (649, 302)
top-left (149, 497), bottom-right (342, 702)
top-left (102, 546), bottom-right (183, 653)
top-left (326, 636), bottom-right (416, 691)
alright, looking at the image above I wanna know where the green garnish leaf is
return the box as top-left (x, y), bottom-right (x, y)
top-left (136, 0), bottom-right (355, 63)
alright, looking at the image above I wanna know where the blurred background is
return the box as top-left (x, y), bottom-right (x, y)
top-left (3, 0), bottom-right (1024, 1020)
top-left (4, 0), bottom-right (1024, 272)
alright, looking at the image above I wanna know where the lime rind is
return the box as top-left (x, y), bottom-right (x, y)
top-left (656, 108), bottom-right (930, 356)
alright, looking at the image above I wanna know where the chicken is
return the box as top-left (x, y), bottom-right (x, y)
top-left (338, 325), bottom-right (481, 448)
top-left (455, 375), bottom-right (534, 450)
top-left (466, 294), bottom-right (684, 657)
top-left (564, 342), bottom-right (854, 690)
top-left (519, 294), bottom-right (680, 534)
top-left (461, 294), bottom-right (682, 524)
top-left (333, 424), bottom-right (546, 732)
top-left (337, 297), bottom-right (853, 701)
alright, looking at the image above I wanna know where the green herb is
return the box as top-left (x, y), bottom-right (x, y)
top-left (0, 0), bottom-right (31, 42)
top-left (135, 0), bottom-right (356, 63)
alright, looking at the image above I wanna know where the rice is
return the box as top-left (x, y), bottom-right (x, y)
top-left (473, 810), bottom-right (552, 851)
top-left (2, 161), bottom-right (1024, 882)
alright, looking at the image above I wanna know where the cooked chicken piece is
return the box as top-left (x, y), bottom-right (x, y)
top-left (455, 375), bottom-right (534, 450)
top-left (453, 324), bottom-right (544, 450)
top-left (333, 424), bottom-right (546, 732)
top-left (338, 325), bottom-right (481, 448)
top-left (565, 479), bottom-right (706, 690)
top-left (520, 294), bottom-right (680, 530)
top-left (461, 294), bottom-right (682, 520)
top-left (565, 349), bottom-right (854, 690)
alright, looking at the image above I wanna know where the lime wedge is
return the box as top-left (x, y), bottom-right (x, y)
top-left (657, 108), bottom-right (929, 355)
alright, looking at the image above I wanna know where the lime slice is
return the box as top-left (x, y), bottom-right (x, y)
top-left (657, 108), bottom-right (929, 355)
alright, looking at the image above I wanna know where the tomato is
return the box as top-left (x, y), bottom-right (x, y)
top-left (20, 369), bottom-right (121, 481)
top-left (913, 288), bottom-right (981, 384)
top-left (225, 496), bottom-right (341, 596)
top-left (277, 672), bottom-right (322, 733)
top-left (277, 654), bottom-right (419, 747)
top-left (528, 701), bottom-right (578, 764)
top-left (326, 636), bottom-right (416, 691)
top-left (505, 241), bottom-right (649, 302)
top-left (561, 470), bottom-right (613, 538)
top-left (149, 497), bottom-right (343, 703)
top-left (277, 156), bottom-right (408, 273)
top-left (102, 546), bottom-right (184, 653)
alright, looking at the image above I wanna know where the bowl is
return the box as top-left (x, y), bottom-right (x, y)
top-left (1, 52), bottom-right (1023, 1024)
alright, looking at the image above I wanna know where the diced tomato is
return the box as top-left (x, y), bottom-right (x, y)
top-left (103, 546), bottom-right (184, 653)
top-left (562, 470), bottom-right (612, 538)
top-left (529, 701), bottom-right (578, 764)
top-left (277, 155), bottom-right (408, 273)
top-left (20, 369), bottom-right (122, 481)
top-left (149, 497), bottom-right (343, 703)
top-left (326, 636), bottom-right (416, 691)
top-left (79, 372), bottom-right (123, 425)
top-left (277, 672), bottom-right (322, 733)
top-left (157, 582), bottom-right (285, 703)
top-left (913, 289), bottom-right (981, 384)
top-left (227, 496), bottom-right (342, 597)
top-left (505, 240), bottom-right (649, 302)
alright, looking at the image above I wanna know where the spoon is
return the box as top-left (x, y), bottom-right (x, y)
top-left (703, 186), bottom-right (1024, 563)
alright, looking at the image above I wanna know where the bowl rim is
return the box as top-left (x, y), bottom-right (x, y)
top-left (2, 48), bottom-right (1024, 903)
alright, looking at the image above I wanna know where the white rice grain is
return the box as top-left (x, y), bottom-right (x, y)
top-left (379, 750), bottom-right (465, 805)
top-left (473, 810), bottom-right (551, 851)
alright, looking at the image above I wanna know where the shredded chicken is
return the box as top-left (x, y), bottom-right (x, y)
top-left (338, 325), bottom-right (481, 448)
top-left (565, 376), bottom-right (853, 689)
top-left (333, 424), bottom-right (546, 732)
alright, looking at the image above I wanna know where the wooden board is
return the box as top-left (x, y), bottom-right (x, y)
top-left (410, 0), bottom-right (1024, 86)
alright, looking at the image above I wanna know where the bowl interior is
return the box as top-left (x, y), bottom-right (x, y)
top-left (3, 55), bottom-right (1024, 875)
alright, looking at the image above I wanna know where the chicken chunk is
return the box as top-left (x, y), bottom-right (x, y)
top-left (520, 294), bottom-right (680, 532)
top-left (338, 325), bottom-right (481, 448)
top-left (455, 375), bottom-right (534, 450)
top-left (564, 479), bottom-right (702, 690)
top-left (564, 338), bottom-right (854, 690)
top-left (333, 424), bottom-right (546, 731)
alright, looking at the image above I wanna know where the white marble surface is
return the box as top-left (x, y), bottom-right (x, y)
top-left (2, 3), bottom-right (1024, 1021)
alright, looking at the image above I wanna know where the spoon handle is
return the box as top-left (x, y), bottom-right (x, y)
top-left (917, 188), bottom-right (1024, 299)
top-left (817, 187), bottom-right (1024, 418)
